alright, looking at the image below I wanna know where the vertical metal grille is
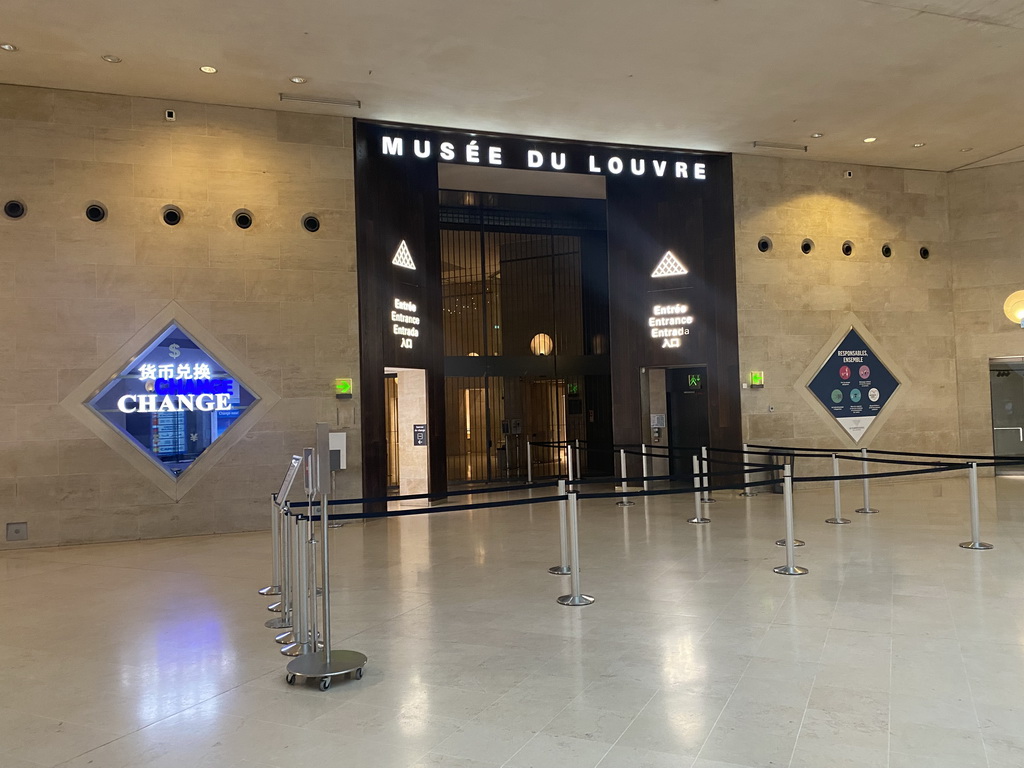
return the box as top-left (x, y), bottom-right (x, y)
top-left (441, 194), bottom-right (601, 484)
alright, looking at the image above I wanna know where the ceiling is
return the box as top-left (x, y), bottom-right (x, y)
top-left (3, 0), bottom-right (1024, 171)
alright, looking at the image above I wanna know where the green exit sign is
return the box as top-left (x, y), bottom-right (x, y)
top-left (688, 374), bottom-right (702, 389)
top-left (750, 371), bottom-right (764, 388)
top-left (567, 383), bottom-right (579, 395)
top-left (334, 378), bottom-right (354, 398)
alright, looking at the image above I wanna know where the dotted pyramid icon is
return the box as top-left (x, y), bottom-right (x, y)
top-left (392, 240), bottom-right (416, 270)
top-left (651, 251), bottom-right (688, 278)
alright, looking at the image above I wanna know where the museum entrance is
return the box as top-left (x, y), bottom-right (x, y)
top-left (439, 185), bottom-right (613, 483)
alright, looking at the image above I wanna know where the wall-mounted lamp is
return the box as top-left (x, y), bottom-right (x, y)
top-left (1003, 291), bottom-right (1024, 328)
top-left (530, 333), bottom-right (554, 356)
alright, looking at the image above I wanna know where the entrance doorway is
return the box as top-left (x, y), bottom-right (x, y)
top-left (665, 366), bottom-right (710, 480)
top-left (989, 358), bottom-right (1024, 475)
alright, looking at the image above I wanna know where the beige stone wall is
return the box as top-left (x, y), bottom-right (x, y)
top-left (734, 154), bottom-right (958, 455)
top-left (0, 84), bottom-right (360, 549)
top-left (948, 163), bottom-right (1024, 453)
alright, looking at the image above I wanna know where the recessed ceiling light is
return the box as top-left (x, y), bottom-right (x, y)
top-left (200, 65), bottom-right (217, 74)
top-left (0, 43), bottom-right (17, 52)
top-left (101, 54), bottom-right (122, 63)
top-left (810, 133), bottom-right (824, 139)
top-left (960, 147), bottom-right (973, 152)
top-left (289, 76), bottom-right (308, 84)
top-left (863, 137), bottom-right (877, 143)
top-left (913, 142), bottom-right (926, 148)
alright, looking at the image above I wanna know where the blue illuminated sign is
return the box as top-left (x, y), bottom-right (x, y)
top-left (86, 323), bottom-right (257, 477)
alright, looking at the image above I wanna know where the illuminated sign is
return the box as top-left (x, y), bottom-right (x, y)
top-left (86, 323), bottom-right (257, 477)
top-left (379, 135), bottom-right (708, 180)
top-left (648, 303), bottom-right (694, 348)
top-left (392, 240), bottom-right (416, 270)
top-left (392, 298), bottom-right (420, 349)
top-left (651, 251), bottom-right (688, 278)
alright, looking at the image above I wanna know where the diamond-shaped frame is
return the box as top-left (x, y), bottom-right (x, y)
top-left (794, 313), bottom-right (910, 446)
top-left (62, 302), bottom-right (280, 501)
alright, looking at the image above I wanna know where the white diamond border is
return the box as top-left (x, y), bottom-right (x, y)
top-left (61, 301), bottom-right (281, 501)
top-left (793, 313), bottom-right (911, 447)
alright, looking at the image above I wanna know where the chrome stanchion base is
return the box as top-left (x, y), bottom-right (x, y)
top-left (776, 538), bottom-right (805, 547)
top-left (826, 518), bottom-right (852, 525)
top-left (855, 507), bottom-right (879, 514)
top-left (258, 586), bottom-right (282, 596)
top-left (688, 516), bottom-right (711, 524)
top-left (702, 498), bottom-right (717, 504)
top-left (959, 541), bottom-right (994, 550)
top-left (557, 593), bottom-right (595, 606)
top-left (739, 491), bottom-right (758, 497)
top-left (616, 500), bottom-right (636, 507)
top-left (275, 630), bottom-right (295, 644)
top-left (548, 565), bottom-right (571, 575)
top-left (286, 650), bottom-right (367, 691)
top-left (774, 565), bottom-right (809, 576)
top-left (280, 639), bottom-right (323, 657)
top-left (265, 616), bottom-right (291, 629)
top-left (267, 601), bottom-right (283, 612)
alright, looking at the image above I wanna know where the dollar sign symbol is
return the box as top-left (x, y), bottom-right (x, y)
top-left (168, 343), bottom-right (181, 359)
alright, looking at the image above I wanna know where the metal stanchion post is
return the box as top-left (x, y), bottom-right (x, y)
top-left (575, 438), bottom-right (581, 479)
top-left (775, 465), bottom-right (808, 575)
top-left (739, 443), bottom-right (758, 497)
top-left (701, 446), bottom-right (715, 503)
top-left (549, 479), bottom-right (571, 575)
top-left (259, 493), bottom-right (283, 597)
top-left (280, 515), bottom-right (310, 656)
top-left (557, 491), bottom-right (594, 606)
top-left (267, 503), bottom-right (294, 633)
top-left (617, 448), bottom-right (634, 507)
top-left (826, 453), bottom-right (851, 524)
top-left (567, 442), bottom-right (575, 484)
top-left (642, 443), bottom-right (649, 493)
top-left (689, 455), bottom-right (710, 524)
top-left (286, 423), bottom-right (367, 690)
top-left (775, 460), bottom-right (804, 546)
top-left (855, 447), bottom-right (879, 514)
top-left (527, 440), bottom-right (532, 484)
top-left (960, 462), bottom-right (993, 550)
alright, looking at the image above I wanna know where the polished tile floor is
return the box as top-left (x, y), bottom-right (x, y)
top-left (3, 474), bottom-right (1024, 768)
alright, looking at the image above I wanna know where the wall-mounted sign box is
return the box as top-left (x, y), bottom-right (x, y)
top-left (86, 323), bottom-right (258, 477)
top-left (413, 424), bottom-right (428, 446)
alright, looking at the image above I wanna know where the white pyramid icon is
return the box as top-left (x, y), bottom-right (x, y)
top-left (651, 251), bottom-right (688, 278)
top-left (392, 240), bottom-right (416, 270)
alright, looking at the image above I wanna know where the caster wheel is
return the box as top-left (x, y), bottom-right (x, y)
top-left (285, 673), bottom-right (296, 686)
top-left (318, 677), bottom-right (331, 691)
top-left (354, 667), bottom-right (363, 680)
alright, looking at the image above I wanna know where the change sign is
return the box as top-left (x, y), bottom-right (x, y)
top-left (807, 328), bottom-right (900, 442)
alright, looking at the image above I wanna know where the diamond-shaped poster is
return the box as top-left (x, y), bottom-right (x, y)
top-left (807, 328), bottom-right (900, 442)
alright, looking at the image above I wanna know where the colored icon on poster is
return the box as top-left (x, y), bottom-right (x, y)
top-left (839, 365), bottom-right (851, 380)
top-left (868, 387), bottom-right (880, 402)
top-left (831, 389), bottom-right (843, 403)
top-left (859, 365), bottom-right (871, 379)
top-left (850, 389), bottom-right (862, 403)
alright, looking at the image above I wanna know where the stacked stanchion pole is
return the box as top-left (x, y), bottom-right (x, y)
top-left (855, 447), bottom-right (879, 514)
top-left (526, 440), bottom-right (532, 483)
top-left (689, 455), bottom-right (710, 524)
top-left (617, 448), bottom-right (635, 507)
top-left (549, 479), bottom-right (571, 575)
top-left (557, 491), bottom-right (594, 606)
top-left (959, 462), bottom-right (993, 551)
top-left (774, 465), bottom-right (809, 576)
top-left (286, 423), bottom-right (367, 690)
top-left (258, 493), bottom-right (283, 598)
top-left (826, 453), bottom-right (851, 525)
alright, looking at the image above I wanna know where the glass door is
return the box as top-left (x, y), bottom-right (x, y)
top-left (989, 359), bottom-right (1024, 475)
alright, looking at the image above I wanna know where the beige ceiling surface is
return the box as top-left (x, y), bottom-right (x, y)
top-left (3, 0), bottom-right (1024, 170)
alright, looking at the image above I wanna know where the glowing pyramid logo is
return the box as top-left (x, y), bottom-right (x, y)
top-left (651, 251), bottom-right (688, 278)
top-left (392, 240), bottom-right (416, 270)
